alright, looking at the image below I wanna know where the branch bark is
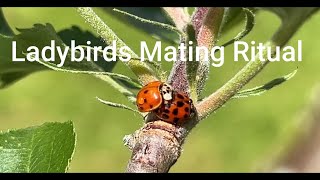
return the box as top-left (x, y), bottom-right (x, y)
top-left (125, 120), bottom-right (196, 173)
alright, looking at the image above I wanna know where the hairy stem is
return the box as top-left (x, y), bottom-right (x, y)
top-left (194, 8), bottom-right (225, 100)
top-left (76, 7), bottom-right (157, 85)
top-left (167, 35), bottom-right (190, 95)
top-left (196, 13), bottom-right (313, 119)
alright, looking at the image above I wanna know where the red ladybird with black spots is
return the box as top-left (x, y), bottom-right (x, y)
top-left (155, 91), bottom-right (194, 125)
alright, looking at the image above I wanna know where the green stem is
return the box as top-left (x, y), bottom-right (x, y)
top-left (76, 7), bottom-right (157, 85)
top-left (196, 15), bottom-right (309, 120)
top-left (95, 74), bottom-right (136, 103)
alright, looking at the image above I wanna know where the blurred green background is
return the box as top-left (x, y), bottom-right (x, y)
top-left (1, 8), bottom-right (320, 172)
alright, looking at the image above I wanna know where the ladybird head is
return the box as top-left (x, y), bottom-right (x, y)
top-left (161, 83), bottom-right (173, 101)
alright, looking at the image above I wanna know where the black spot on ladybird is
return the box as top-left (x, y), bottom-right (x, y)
top-left (150, 105), bottom-right (153, 109)
top-left (173, 108), bottom-right (179, 115)
top-left (184, 114), bottom-right (189, 119)
top-left (184, 107), bottom-right (189, 112)
top-left (177, 101), bottom-right (184, 107)
top-left (144, 98), bottom-right (147, 103)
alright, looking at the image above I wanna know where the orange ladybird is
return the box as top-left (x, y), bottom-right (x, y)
top-left (136, 81), bottom-right (163, 112)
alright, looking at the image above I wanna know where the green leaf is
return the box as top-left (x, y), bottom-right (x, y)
top-left (0, 121), bottom-right (76, 173)
top-left (0, 8), bottom-right (13, 36)
top-left (262, 8), bottom-right (319, 45)
top-left (0, 35), bottom-right (46, 89)
top-left (233, 69), bottom-right (297, 98)
top-left (15, 23), bottom-right (102, 72)
top-left (219, 7), bottom-right (257, 36)
top-left (1, 23), bottom-right (141, 94)
top-left (57, 25), bottom-right (117, 72)
top-left (1, 23), bottom-right (68, 89)
top-left (0, 71), bottom-right (32, 89)
top-left (77, 7), bottom-right (157, 85)
top-left (96, 97), bottom-right (144, 117)
top-left (102, 7), bottom-right (179, 44)
top-left (35, 59), bottom-right (142, 89)
top-left (57, 25), bottom-right (142, 90)
top-left (220, 8), bottom-right (255, 48)
top-left (113, 8), bottom-right (182, 36)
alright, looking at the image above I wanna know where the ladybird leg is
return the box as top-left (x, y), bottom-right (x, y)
top-left (185, 99), bottom-right (195, 118)
top-left (173, 118), bottom-right (180, 125)
top-left (142, 113), bottom-right (148, 121)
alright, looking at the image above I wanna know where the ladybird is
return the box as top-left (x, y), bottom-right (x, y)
top-left (155, 91), bottom-right (194, 125)
top-left (136, 81), bottom-right (163, 112)
top-left (136, 81), bottom-right (193, 125)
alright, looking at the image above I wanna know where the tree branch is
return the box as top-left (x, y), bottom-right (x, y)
top-left (125, 121), bottom-right (187, 172)
top-left (125, 8), bottom-right (319, 173)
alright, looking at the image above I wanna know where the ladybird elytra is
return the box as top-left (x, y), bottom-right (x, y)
top-left (136, 81), bottom-right (163, 112)
top-left (155, 91), bottom-right (193, 125)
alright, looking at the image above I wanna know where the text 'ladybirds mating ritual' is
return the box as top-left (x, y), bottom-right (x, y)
top-left (136, 81), bottom-right (194, 125)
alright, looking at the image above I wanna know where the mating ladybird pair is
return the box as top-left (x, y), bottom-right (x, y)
top-left (136, 81), bottom-right (194, 125)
